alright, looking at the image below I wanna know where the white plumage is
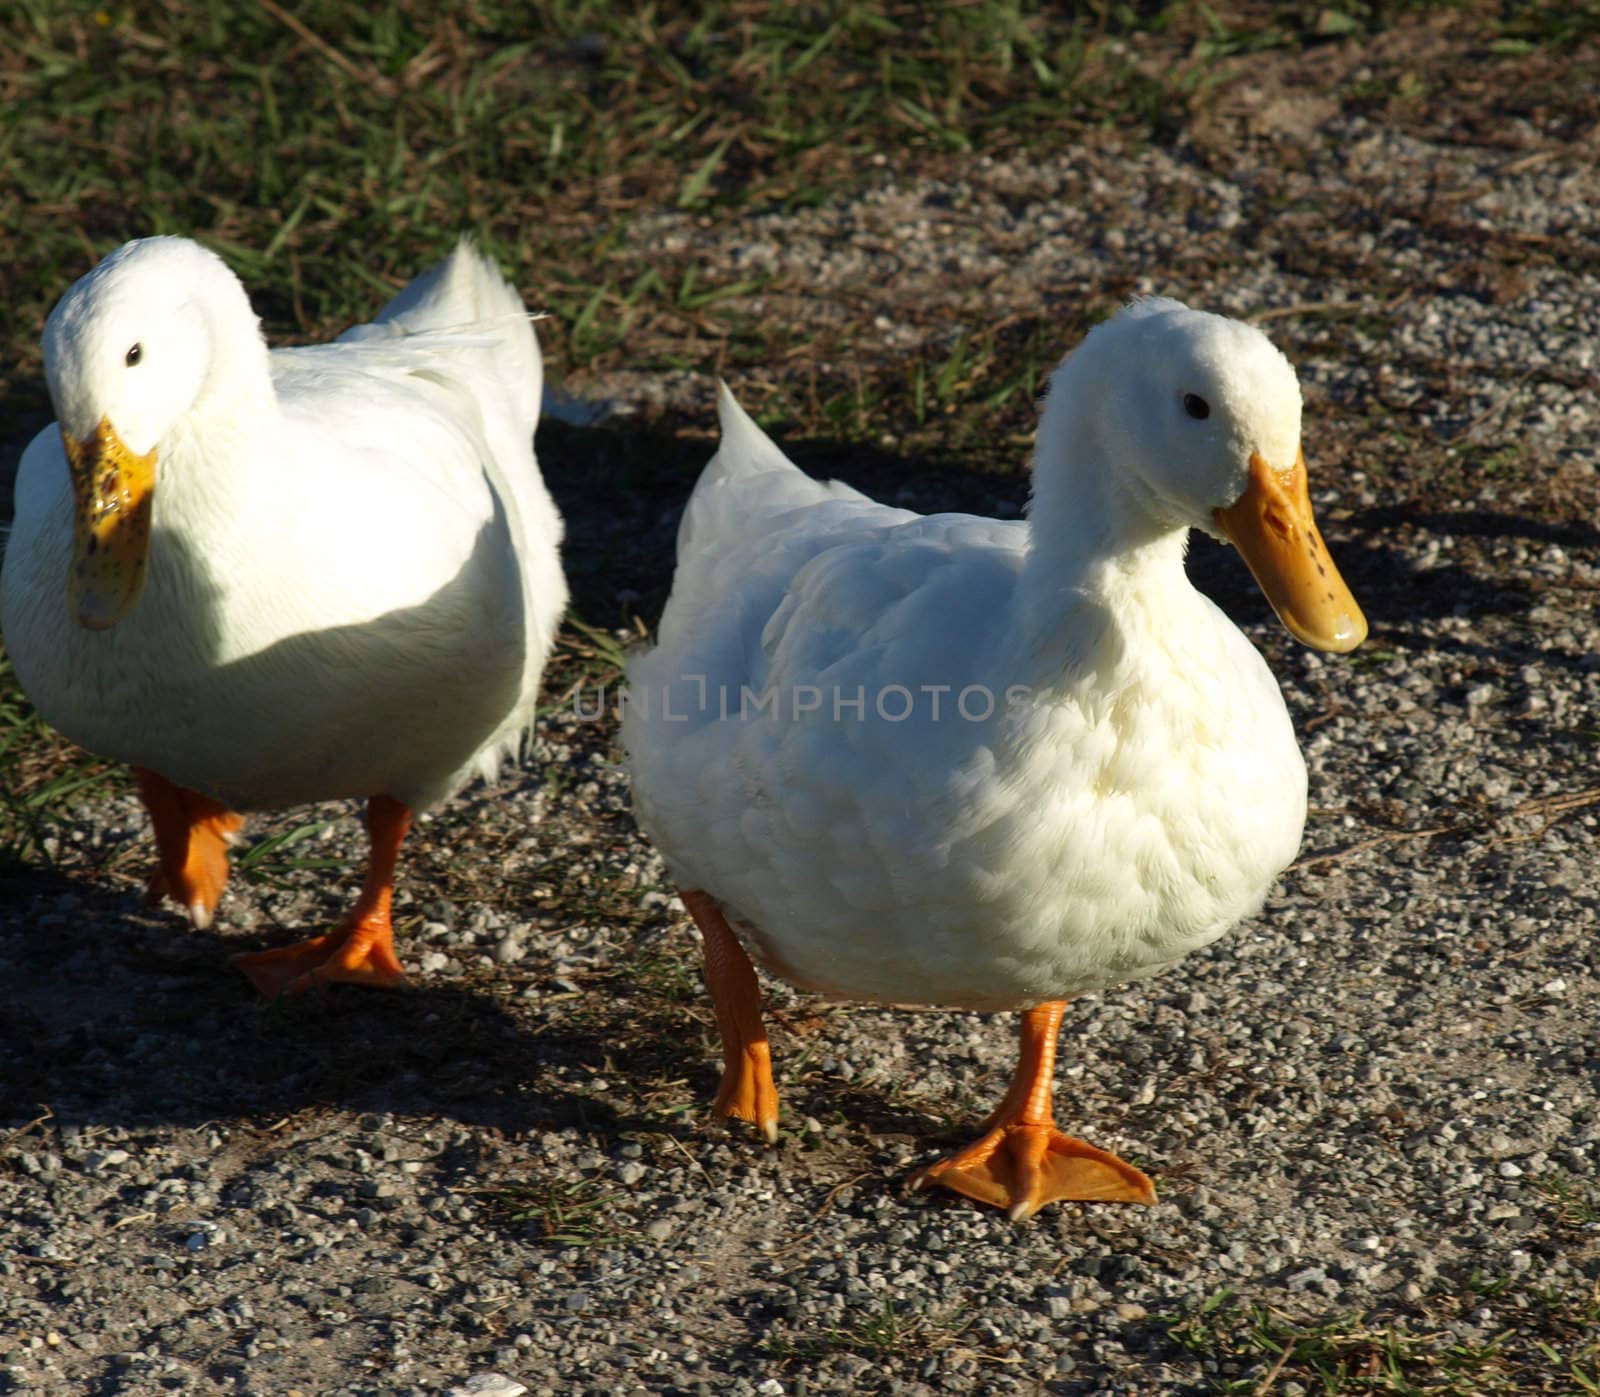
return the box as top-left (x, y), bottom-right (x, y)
top-left (2, 236), bottom-right (566, 989)
top-left (625, 298), bottom-right (1365, 1215)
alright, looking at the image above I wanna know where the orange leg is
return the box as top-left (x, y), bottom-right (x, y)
top-left (911, 1001), bottom-right (1156, 1220)
top-left (232, 796), bottom-right (412, 996)
top-left (682, 888), bottom-right (779, 1144)
top-left (134, 767), bottom-right (245, 931)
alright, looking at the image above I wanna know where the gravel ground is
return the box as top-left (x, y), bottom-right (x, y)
top-left (4, 51), bottom-right (1600, 1397)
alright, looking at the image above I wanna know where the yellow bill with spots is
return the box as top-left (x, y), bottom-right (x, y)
top-left (64, 416), bottom-right (155, 631)
top-left (1214, 449), bottom-right (1366, 654)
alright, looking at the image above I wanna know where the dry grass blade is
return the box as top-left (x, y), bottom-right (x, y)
top-left (253, 0), bottom-right (399, 98)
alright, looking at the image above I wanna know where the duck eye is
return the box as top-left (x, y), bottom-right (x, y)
top-left (125, 343), bottom-right (143, 367)
top-left (1182, 392), bottom-right (1210, 420)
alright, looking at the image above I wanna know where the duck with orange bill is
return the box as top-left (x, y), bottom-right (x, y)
top-left (624, 298), bottom-right (1366, 1219)
top-left (1, 235), bottom-right (566, 994)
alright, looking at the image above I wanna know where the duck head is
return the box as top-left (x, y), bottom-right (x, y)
top-left (1036, 297), bottom-right (1367, 653)
top-left (42, 236), bottom-right (256, 630)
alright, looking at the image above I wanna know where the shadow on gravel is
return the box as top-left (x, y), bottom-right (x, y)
top-left (0, 890), bottom-right (623, 1136)
top-left (1383, 505), bottom-right (1600, 552)
top-left (1352, 504), bottom-right (1599, 673)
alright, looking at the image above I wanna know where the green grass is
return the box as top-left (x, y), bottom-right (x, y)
top-left (0, 0), bottom-right (1202, 398)
top-left (231, 816), bottom-right (350, 890)
top-left (468, 1171), bottom-right (636, 1246)
top-left (5, 1), bottom-right (1591, 407)
top-left (1531, 1169), bottom-right (1600, 1231)
top-left (539, 613), bottom-right (634, 716)
top-left (1167, 1286), bottom-right (1600, 1395)
top-left (764, 1296), bottom-right (974, 1363)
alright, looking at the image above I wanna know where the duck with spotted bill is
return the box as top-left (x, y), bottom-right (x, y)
top-left (2, 235), bottom-right (566, 993)
top-left (624, 297), bottom-right (1366, 1219)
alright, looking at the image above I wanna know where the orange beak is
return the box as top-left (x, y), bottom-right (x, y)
top-left (64, 416), bottom-right (156, 630)
top-left (1213, 449), bottom-right (1366, 653)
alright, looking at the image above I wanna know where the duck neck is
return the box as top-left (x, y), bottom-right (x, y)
top-left (197, 267), bottom-right (275, 424)
top-left (1015, 399), bottom-right (1194, 680)
top-left (162, 294), bottom-right (277, 512)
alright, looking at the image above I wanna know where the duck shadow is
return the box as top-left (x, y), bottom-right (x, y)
top-left (1343, 503), bottom-right (1600, 663)
top-left (0, 872), bottom-right (729, 1140)
top-left (0, 894), bottom-right (523, 1132)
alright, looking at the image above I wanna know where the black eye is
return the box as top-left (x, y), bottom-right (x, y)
top-left (1182, 393), bottom-right (1210, 420)
top-left (125, 343), bottom-right (142, 367)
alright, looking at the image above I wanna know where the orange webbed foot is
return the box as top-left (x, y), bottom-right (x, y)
top-left (135, 768), bottom-right (244, 930)
top-left (911, 1122), bottom-right (1155, 1220)
top-left (233, 794), bottom-right (413, 998)
top-left (909, 1000), bottom-right (1158, 1219)
top-left (233, 918), bottom-right (407, 997)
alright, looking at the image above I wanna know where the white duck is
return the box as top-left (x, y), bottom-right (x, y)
top-left (2, 235), bottom-right (566, 995)
top-left (624, 298), bottom-right (1366, 1219)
